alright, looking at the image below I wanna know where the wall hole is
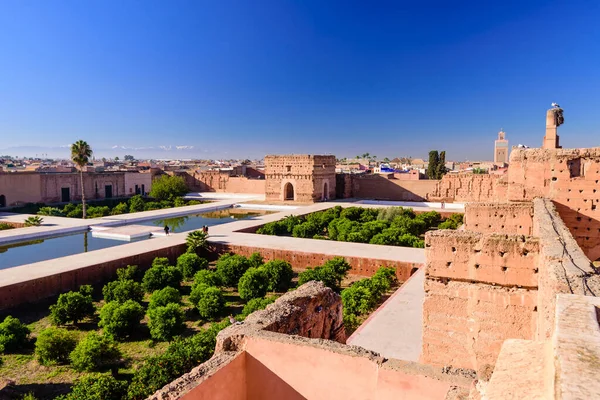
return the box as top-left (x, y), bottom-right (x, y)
top-left (534, 268), bottom-right (539, 274)
top-left (451, 247), bottom-right (457, 253)
top-left (501, 266), bottom-right (508, 272)
top-left (446, 262), bottom-right (452, 268)
top-left (474, 264), bottom-right (480, 269)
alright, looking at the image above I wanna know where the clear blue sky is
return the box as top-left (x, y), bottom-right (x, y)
top-left (1, 0), bottom-right (599, 160)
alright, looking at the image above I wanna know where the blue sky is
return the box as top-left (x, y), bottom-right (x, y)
top-left (1, 0), bottom-right (599, 160)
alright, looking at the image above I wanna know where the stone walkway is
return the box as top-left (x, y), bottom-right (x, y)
top-left (346, 268), bottom-right (425, 361)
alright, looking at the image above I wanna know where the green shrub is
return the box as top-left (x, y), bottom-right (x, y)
top-left (343, 313), bottom-right (362, 332)
top-left (22, 393), bottom-right (36, 400)
top-left (189, 285), bottom-right (225, 320)
top-left (37, 207), bottom-right (65, 217)
top-left (341, 282), bottom-right (377, 315)
top-left (377, 206), bottom-right (416, 221)
top-left (370, 267), bottom-right (397, 296)
top-left (340, 207), bottom-right (363, 221)
top-left (35, 327), bottom-right (77, 365)
top-left (297, 257), bottom-right (350, 292)
top-left (147, 303), bottom-right (185, 341)
top-left (0, 223), bottom-right (14, 231)
top-left (70, 332), bottom-right (122, 372)
top-left (61, 374), bottom-right (127, 400)
top-left (187, 200), bottom-right (202, 205)
top-left (24, 216), bottom-right (43, 227)
top-left (129, 195), bottom-right (145, 213)
top-left (0, 316), bottom-right (30, 353)
top-left (215, 253), bottom-right (251, 287)
top-left (176, 253), bottom-right (208, 279)
top-left (256, 220), bottom-right (287, 235)
top-left (142, 264), bottom-right (182, 292)
top-left (87, 206), bottom-right (111, 218)
top-left (186, 230), bottom-right (208, 254)
top-left (99, 300), bottom-right (145, 340)
top-left (152, 257), bottom-right (171, 268)
top-left (148, 287), bottom-right (181, 310)
top-left (248, 252), bottom-right (264, 268)
top-left (415, 211), bottom-right (442, 228)
top-left (111, 202), bottom-right (129, 215)
top-left (438, 213), bottom-right (464, 230)
top-left (49, 285), bottom-right (95, 325)
top-left (144, 201), bottom-right (162, 211)
top-left (149, 175), bottom-right (188, 201)
top-left (292, 221), bottom-right (320, 238)
top-left (193, 270), bottom-right (222, 288)
top-left (261, 260), bottom-right (293, 292)
top-left (102, 279), bottom-right (144, 303)
top-left (238, 267), bottom-right (269, 301)
top-left (116, 264), bottom-right (139, 281)
top-left (128, 321), bottom-right (227, 399)
top-left (174, 197), bottom-right (186, 207)
top-left (239, 296), bottom-right (277, 319)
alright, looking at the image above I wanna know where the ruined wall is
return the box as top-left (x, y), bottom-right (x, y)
top-left (124, 171), bottom-right (152, 196)
top-left (421, 230), bottom-right (539, 370)
top-left (265, 155), bottom-right (336, 202)
top-left (427, 173), bottom-right (507, 202)
top-left (508, 147), bottom-right (600, 261)
top-left (152, 282), bottom-right (472, 400)
top-left (0, 172), bottom-right (41, 206)
top-left (532, 198), bottom-right (600, 340)
top-left (349, 175), bottom-right (437, 201)
top-left (211, 242), bottom-right (421, 283)
top-left (184, 170), bottom-right (265, 194)
top-left (464, 202), bottom-right (534, 235)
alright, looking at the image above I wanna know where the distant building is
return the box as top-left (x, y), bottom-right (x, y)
top-left (494, 130), bottom-right (509, 164)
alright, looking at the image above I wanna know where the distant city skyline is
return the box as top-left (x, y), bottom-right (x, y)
top-left (1, 1), bottom-right (599, 161)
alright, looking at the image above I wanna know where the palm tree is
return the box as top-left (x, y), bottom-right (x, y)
top-left (186, 230), bottom-right (208, 254)
top-left (71, 140), bottom-right (93, 219)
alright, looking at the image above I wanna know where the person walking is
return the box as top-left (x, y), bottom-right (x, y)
top-left (164, 225), bottom-right (170, 235)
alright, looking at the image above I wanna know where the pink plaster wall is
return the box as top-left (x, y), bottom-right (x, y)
top-left (182, 353), bottom-right (246, 400)
top-left (245, 337), bottom-right (453, 400)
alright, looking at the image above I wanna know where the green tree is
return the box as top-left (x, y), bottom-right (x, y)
top-left (98, 300), bottom-right (145, 340)
top-left (35, 327), bottom-right (77, 365)
top-left (111, 202), bottom-right (128, 215)
top-left (69, 332), bottom-right (122, 372)
top-left (142, 264), bottom-right (182, 292)
top-left (61, 374), bottom-right (127, 400)
top-left (261, 260), bottom-right (293, 292)
top-left (148, 287), bottom-right (181, 310)
top-left (248, 252), bottom-right (264, 268)
top-left (238, 267), bottom-right (269, 301)
top-left (0, 316), bottom-right (30, 353)
top-left (129, 194), bottom-right (145, 213)
top-left (427, 150), bottom-right (440, 180)
top-left (436, 150), bottom-right (447, 179)
top-left (102, 279), bottom-right (144, 303)
top-left (147, 303), bottom-right (185, 341)
top-left (239, 296), bottom-right (277, 320)
top-left (149, 175), bottom-right (188, 201)
top-left (116, 265), bottom-right (139, 281)
top-left (215, 253), bottom-right (251, 287)
top-left (49, 285), bottom-right (95, 325)
top-left (189, 284), bottom-right (225, 319)
top-left (176, 253), bottom-right (208, 279)
top-left (193, 270), bottom-right (222, 288)
top-left (186, 230), bottom-right (208, 254)
top-left (70, 140), bottom-right (93, 219)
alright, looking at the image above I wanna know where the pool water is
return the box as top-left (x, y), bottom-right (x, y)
top-left (0, 208), bottom-right (270, 270)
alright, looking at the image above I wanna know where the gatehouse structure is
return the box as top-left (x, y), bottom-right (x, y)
top-left (264, 154), bottom-right (336, 202)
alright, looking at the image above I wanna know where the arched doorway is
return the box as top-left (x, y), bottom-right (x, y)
top-left (0, 195), bottom-right (5, 208)
top-left (323, 182), bottom-right (328, 201)
top-left (284, 183), bottom-right (294, 201)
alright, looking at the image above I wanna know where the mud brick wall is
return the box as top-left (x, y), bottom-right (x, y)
top-left (508, 147), bottom-right (600, 261)
top-left (211, 242), bottom-right (421, 282)
top-left (421, 230), bottom-right (539, 370)
top-left (464, 202), bottom-right (534, 235)
top-left (427, 173), bottom-right (508, 202)
top-left (349, 175), bottom-right (437, 201)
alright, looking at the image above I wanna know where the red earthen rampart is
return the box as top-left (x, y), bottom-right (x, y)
top-left (464, 202), bottom-right (534, 235)
top-left (348, 175), bottom-right (437, 201)
top-left (421, 230), bottom-right (539, 370)
top-left (428, 173), bottom-right (507, 203)
top-left (180, 170), bottom-right (266, 194)
top-left (508, 148), bottom-right (600, 261)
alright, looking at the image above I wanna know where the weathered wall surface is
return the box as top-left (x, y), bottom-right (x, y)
top-left (421, 230), bottom-right (539, 370)
top-left (152, 282), bottom-right (471, 400)
top-left (211, 242), bottom-right (421, 283)
top-left (428, 173), bottom-right (507, 202)
top-left (343, 174), bottom-right (437, 201)
top-left (464, 202), bottom-right (534, 236)
top-left (183, 170), bottom-right (266, 194)
top-left (508, 147), bottom-right (600, 261)
top-left (0, 172), bottom-right (41, 206)
top-left (124, 171), bottom-right (152, 196)
top-left (265, 155), bottom-right (336, 202)
top-left (532, 198), bottom-right (600, 340)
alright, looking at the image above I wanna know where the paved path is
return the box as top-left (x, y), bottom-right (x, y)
top-left (347, 268), bottom-right (425, 361)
